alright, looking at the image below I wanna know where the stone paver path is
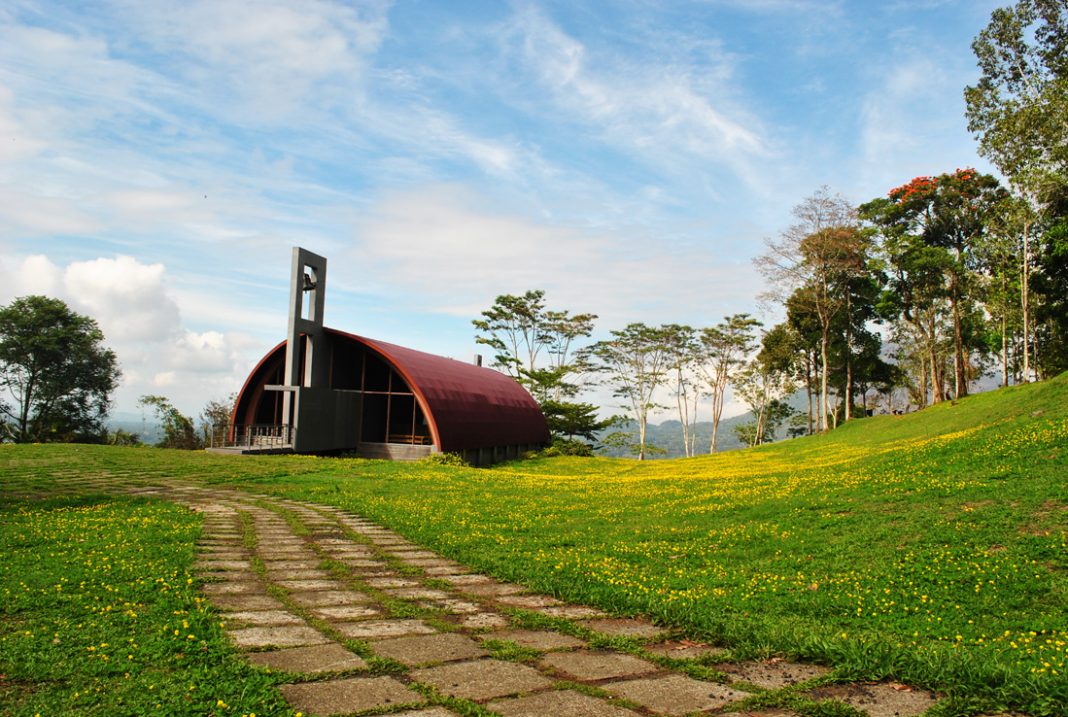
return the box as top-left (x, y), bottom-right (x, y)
top-left (143, 484), bottom-right (943, 717)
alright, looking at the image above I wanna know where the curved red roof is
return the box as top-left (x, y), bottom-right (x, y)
top-left (344, 330), bottom-right (549, 452)
top-left (234, 328), bottom-right (549, 453)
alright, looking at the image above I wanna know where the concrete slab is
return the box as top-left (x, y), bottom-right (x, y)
top-left (479, 629), bottom-right (585, 651)
top-left (366, 577), bottom-right (420, 588)
top-left (223, 610), bottom-right (304, 626)
top-left (198, 571), bottom-right (258, 582)
top-left (247, 643), bottom-right (367, 673)
top-left (280, 676), bottom-right (422, 715)
top-left (411, 659), bottom-right (553, 701)
top-left (311, 605), bottom-right (382, 620)
top-left (537, 606), bottom-right (609, 619)
top-left (720, 660), bottom-right (832, 689)
top-left (275, 579), bottom-right (343, 591)
top-left (260, 560), bottom-right (322, 571)
top-left (434, 599), bottom-right (483, 614)
top-left (388, 710), bottom-right (458, 717)
top-left (460, 613), bottom-right (511, 629)
top-left (372, 633), bottom-right (488, 666)
top-left (423, 565), bottom-right (469, 576)
top-left (460, 582), bottom-right (527, 597)
top-left (583, 618), bottom-right (665, 640)
top-left (603, 675), bottom-right (749, 716)
top-left (210, 594), bottom-right (285, 611)
top-left (196, 551), bottom-right (250, 560)
top-left (439, 574), bottom-right (493, 585)
top-left (335, 619), bottom-right (437, 639)
top-left (202, 582), bottom-right (265, 596)
top-left (228, 625), bottom-right (329, 649)
top-left (264, 569), bottom-right (333, 580)
top-left (808, 682), bottom-right (939, 717)
top-left (489, 690), bottom-right (642, 717)
top-left (646, 641), bottom-right (728, 661)
top-left (540, 651), bottom-right (658, 681)
top-left (385, 588), bottom-right (451, 600)
top-left (496, 594), bottom-right (562, 608)
top-left (289, 590), bottom-right (374, 607)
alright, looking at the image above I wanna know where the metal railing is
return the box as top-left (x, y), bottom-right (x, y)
top-left (209, 423), bottom-right (294, 450)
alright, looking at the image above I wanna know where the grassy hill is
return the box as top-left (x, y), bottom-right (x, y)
top-left (2, 374), bottom-right (1067, 714)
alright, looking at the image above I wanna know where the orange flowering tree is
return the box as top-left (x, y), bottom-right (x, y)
top-left (861, 169), bottom-right (1005, 402)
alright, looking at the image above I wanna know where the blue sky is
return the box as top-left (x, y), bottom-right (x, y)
top-left (0, 0), bottom-right (1003, 418)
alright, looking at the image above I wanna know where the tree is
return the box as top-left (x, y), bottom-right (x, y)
top-left (731, 349), bottom-right (795, 447)
top-left (473, 290), bottom-right (600, 443)
top-left (139, 395), bottom-right (201, 449)
top-left (201, 393), bottom-right (236, 447)
top-left (965, 0), bottom-right (1068, 199)
top-left (697, 314), bottom-right (761, 451)
top-left (1032, 219), bottom-right (1068, 375)
top-left (539, 399), bottom-right (611, 444)
top-left (473, 290), bottom-right (548, 382)
top-left (966, 1), bottom-right (1068, 380)
top-left (0, 296), bottom-right (120, 443)
top-left (472, 290), bottom-right (596, 400)
top-left (756, 188), bottom-right (864, 430)
top-left (862, 170), bottom-right (1004, 399)
top-left (587, 323), bottom-right (676, 460)
top-left (662, 325), bottom-right (701, 457)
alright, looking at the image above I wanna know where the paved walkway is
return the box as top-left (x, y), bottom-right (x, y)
top-left (132, 484), bottom-right (941, 717)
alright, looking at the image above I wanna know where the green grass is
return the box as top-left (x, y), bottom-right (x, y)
top-left (0, 495), bottom-right (293, 716)
top-left (1, 374), bottom-right (1067, 715)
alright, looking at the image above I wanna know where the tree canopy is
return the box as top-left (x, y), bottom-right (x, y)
top-left (0, 296), bottom-right (120, 443)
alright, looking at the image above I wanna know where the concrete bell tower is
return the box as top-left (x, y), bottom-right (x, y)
top-left (277, 247), bottom-right (361, 452)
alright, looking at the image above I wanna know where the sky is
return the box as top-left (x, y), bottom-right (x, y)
top-left (0, 0), bottom-right (1004, 421)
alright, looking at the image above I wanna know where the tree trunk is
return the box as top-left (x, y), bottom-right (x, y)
top-left (1001, 311), bottom-right (1008, 387)
top-left (820, 327), bottom-right (829, 431)
top-left (1022, 221), bottom-right (1031, 383)
top-left (951, 288), bottom-right (966, 399)
top-left (638, 414), bottom-right (647, 461)
top-left (805, 352), bottom-right (814, 435)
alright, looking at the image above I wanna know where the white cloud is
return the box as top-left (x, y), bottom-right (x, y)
top-left (62, 256), bottom-right (180, 342)
top-left (0, 253), bottom-right (266, 417)
top-left (110, 0), bottom-right (390, 122)
top-left (499, 7), bottom-right (769, 180)
top-left (349, 185), bottom-right (761, 329)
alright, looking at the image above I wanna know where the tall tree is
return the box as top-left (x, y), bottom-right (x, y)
top-left (663, 325), bottom-right (700, 457)
top-left (1032, 219), bottom-right (1068, 376)
top-left (756, 188), bottom-right (864, 430)
top-left (0, 296), bottom-right (120, 443)
top-left (966, 0), bottom-right (1068, 380)
top-left (587, 323), bottom-right (676, 461)
top-left (697, 314), bottom-right (761, 452)
top-left (965, 0), bottom-right (1068, 198)
top-left (862, 170), bottom-right (1004, 399)
top-left (474, 290), bottom-right (601, 446)
top-left (473, 290), bottom-right (549, 383)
